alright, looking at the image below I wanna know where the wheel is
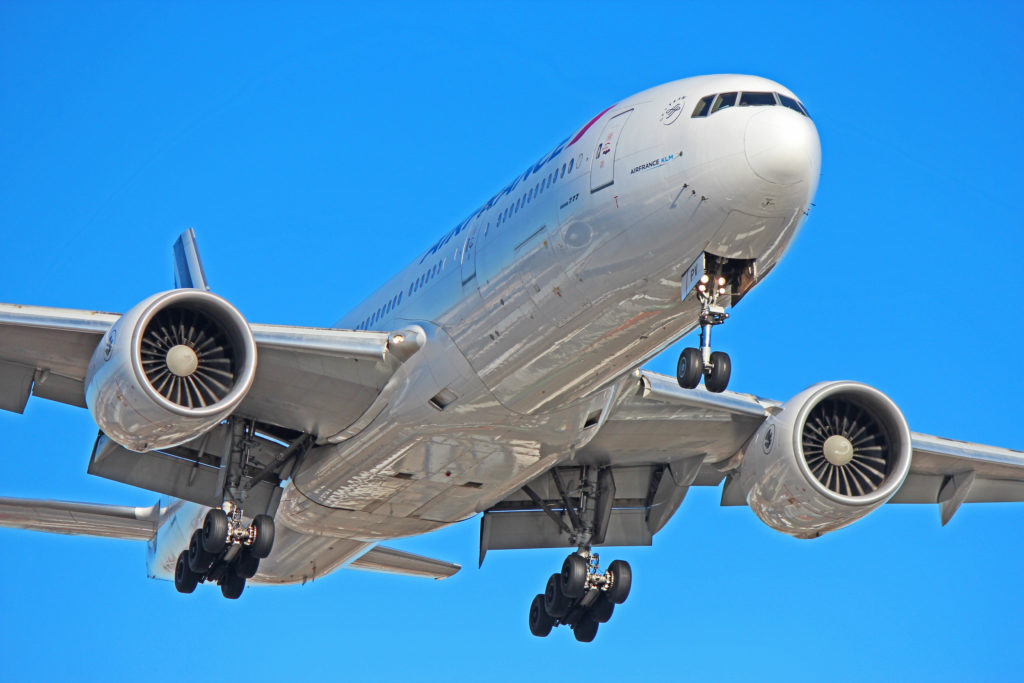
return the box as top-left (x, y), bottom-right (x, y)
top-left (676, 347), bottom-right (703, 389)
top-left (174, 551), bottom-right (199, 594)
top-left (234, 549), bottom-right (260, 579)
top-left (220, 572), bottom-right (245, 600)
top-left (248, 514), bottom-right (275, 559)
top-left (528, 594), bottom-right (554, 637)
top-left (188, 529), bottom-right (214, 573)
top-left (543, 573), bottom-right (571, 618)
top-left (606, 559), bottom-right (632, 604)
top-left (705, 351), bottom-right (731, 393)
top-left (573, 618), bottom-right (599, 643)
top-left (588, 595), bottom-right (615, 623)
top-left (202, 508), bottom-right (229, 554)
top-left (560, 553), bottom-right (587, 599)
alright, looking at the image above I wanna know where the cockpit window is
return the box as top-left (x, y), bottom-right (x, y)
top-left (739, 91), bottom-right (776, 107)
top-left (778, 94), bottom-right (805, 115)
top-left (710, 92), bottom-right (737, 114)
top-left (692, 90), bottom-right (810, 119)
top-left (691, 95), bottom-right (714, 118)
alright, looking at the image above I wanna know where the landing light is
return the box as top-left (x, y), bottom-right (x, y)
top-left (718, 287), bottom-right (726, 295)
top-left (717, 277), bottom-right (726, 286)
top-left (392, 334), bottom-right (405, 344)
top-left (700, 275), bottom-right (710, 284)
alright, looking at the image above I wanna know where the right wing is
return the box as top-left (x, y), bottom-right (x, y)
top-left (0, 303), bottom-right (419, 439)
top-left (0, 496), bottom-right (162, 541)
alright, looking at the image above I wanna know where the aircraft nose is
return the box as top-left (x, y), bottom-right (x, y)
top-left (744, 107), bottom-right (820, 185)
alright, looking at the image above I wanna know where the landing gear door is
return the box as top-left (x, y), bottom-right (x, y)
top-left (590, 109), bottom-right (632, 193)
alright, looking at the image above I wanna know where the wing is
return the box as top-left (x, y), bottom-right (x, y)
top-left (0, 496), bottom-right (161, 540)
top-left (0, 303), bottom-right (418, 439)
top-left (479, 370), bottom-right (1024, 558)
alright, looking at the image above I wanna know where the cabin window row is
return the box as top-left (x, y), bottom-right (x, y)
top-left (495, 157), bottom-right (576, 227)
top-left (691, 91), bottom-right (809, 118)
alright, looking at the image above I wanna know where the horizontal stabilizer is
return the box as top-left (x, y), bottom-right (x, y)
top-left (0, 497), bottom-right (159, 541)
top-left (347, 545), bottom-right (460, 580)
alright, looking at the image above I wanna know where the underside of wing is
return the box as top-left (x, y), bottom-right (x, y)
top-left (347, 546), bottom-right (460, 579)
top-left (0, 496), bottom-right (161, 541)
top-left (480, 370), bottom-right (1024, 558)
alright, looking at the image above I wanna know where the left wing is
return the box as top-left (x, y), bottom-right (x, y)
top-left (480, 370), bottom-right (1024, 558)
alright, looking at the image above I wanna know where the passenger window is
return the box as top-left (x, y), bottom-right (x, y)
top-left (561, 163), bottom-right (566, 178)
top-left (710, 92), bottom-right (737, 114)
top-left (692, 95), bottom-right (714, 117)
top-left (528, 188), bottom-right (533, 202)
top-left (568, 158), bottom-right (574, 173)
top-left (739, 91), bottom-right (775, 107)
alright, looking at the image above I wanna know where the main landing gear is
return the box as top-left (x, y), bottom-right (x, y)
top-left (528, 551), bottom-right (632, 642)
top-left (677, 273), bottom-right (732, 393)
top-left (174, 501), bottom-right (276, 599)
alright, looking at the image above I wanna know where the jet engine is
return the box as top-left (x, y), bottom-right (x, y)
top-left (84, 289), bottom-right (257, 452)
top-left (738, 381), bottom-right (912, 538)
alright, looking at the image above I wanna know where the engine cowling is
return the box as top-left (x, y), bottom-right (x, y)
top-left (738, 381), bottom-right (912, 538)
top-left (85, 289), bottom-right (257, 452)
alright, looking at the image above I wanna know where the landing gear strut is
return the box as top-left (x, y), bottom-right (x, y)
top-left (677, 272), bottom-right (732, 393)
top-left (174, 501), bottom-right (276, 599)
top-left (525, 466), bottom-right (632, 642)
top-left (528, 551), bottom-right (632, 642)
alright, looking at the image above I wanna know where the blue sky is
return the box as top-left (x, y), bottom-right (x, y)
top-left (2, 2), bottom-right (1023, 680)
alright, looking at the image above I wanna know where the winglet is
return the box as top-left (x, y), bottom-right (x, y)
top-left (172, 228), bottom-right (210, 291)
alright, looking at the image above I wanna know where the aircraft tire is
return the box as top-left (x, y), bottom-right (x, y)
top-left (175, 551), bottom-right (199, 594)
top-left (528, 594), bottom-right (554, 637)
top-left (705, 351), bottom-right (731, 393)
top-left (573, 618), bottom-right (599, 643)
top-left (560, 553), bottom-right (587, 599)
top-left (235, 550), bottom-right (260, 579)
top-left (249, 514), bottom-right (275, 559)
top-left (677, 348), bottom-right (703, 389)
top-left (220, 572), bottom-right (245, 600)
top-left (202, 509), bottom-right (229, 554)
top-left (589, 595), bottom-right (615, 624)
top-left (188, 529), bottom-right (214, 573)
top-left (606, 560), bottom-right (632, 604)
top-left (543, 573), bottom-right (571, 619)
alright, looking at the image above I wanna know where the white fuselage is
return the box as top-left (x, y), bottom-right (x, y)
top-left (152, 74), bottom-right (821, 584)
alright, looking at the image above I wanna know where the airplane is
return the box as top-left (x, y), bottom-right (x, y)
top-left (2, 73), bottom-right (1022, 643)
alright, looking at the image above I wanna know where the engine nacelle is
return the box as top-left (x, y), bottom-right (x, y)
top-left (85, 289), bottom-right (257, 452)
top-left (738, 381), bottom-right (912, 538)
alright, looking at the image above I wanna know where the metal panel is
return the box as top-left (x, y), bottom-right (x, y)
top-left (481, 508), bottom-right (652, 552)
top-left (0, 360), bottom-right (34, 413)
top-left (87, 434), bottom-right (280, 512)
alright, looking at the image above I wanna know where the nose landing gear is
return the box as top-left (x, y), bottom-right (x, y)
top-left (173, 501), bottom-right (276, 599)
top-left (528, 551), bottom-right (632, 642)
top-left (677, 273), bottom-right (732, 393)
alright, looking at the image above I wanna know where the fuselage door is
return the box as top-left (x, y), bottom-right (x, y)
top-left (461, 220), bottom-right (482, 285)
top-left (589, 109), bottom-right (633, 193)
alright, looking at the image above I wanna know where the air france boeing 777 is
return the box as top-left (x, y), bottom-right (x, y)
top-left (2, 74), bottom-right (1021, 642)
